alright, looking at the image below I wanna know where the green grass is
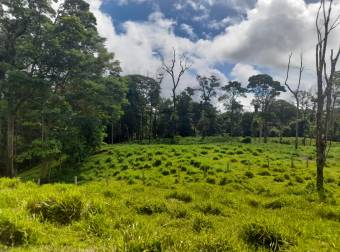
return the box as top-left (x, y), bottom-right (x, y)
top-left (3, 138), bottom-right (339, 251)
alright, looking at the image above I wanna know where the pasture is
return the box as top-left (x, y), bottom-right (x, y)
top-left (1, 139), bottom-right (339, 251)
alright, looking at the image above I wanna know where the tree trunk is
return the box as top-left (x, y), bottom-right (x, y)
top-left (316, 94), bottom-right (325, 193)
top-left (6, 114), bottom-right (15, 177)
top-left (295, 100), bottom-right (299, 149)
top-left (263, 121), bottom-right (268, 144)
top-left (172, 90), bottom-right (177, 137)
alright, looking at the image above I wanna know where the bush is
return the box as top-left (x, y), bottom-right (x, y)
top-left (135, 202), bottom-right (167, 215)
top-left (127, 239), bottom-right (162, 252)
top-left (295, 176), bottom-right (304, 183)
top-left (84, 214), bottom-right (110, 238)
top-left (197, 203), bottom-right (222, 215)
top-left (166, 192), bottom-right (192, 203)
top-left (245, 171), bottom-right (254, 178)
top-left (248, 199), bottom-right (260, 208)
top-left (319, 208), bottom-right (340, 222)
top-left (273, 176), bottom-right (285, 183)
top-left (192, 216), bottom-right (213, 232)
top-left (0, 218), bottom-right (29, 246)
top-left (27, 195), bottom-right (83, 225)
top-left (242, 222), bottom-right (294, 251)
top-left (219, 177), bottom-right (231, 186)
top-left (264, 199), bottom-right (287, 209)
top-left (161, 169), bottom-right (170, 176)
top-left (153, 160), bottom-right (162, 167)
top-left (241, 137), bottom-right (252, 144)
top-left (206, 177), bottom-right (216, 184)
top-left (195, 236), bottom-right (234, 252)
top-left (169, 207), bottom-right (190, 219)
top-left (258, 171), bottom-right (271, 176)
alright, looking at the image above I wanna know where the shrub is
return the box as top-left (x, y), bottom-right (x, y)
top-left (161, 170), bottom-right (170, 176)
top-left (206, 177), bottom-right (216, 184)
top-left (245, 171), bottom-right (254, 178)
top-left (236, 150), bottom-right (244, 155)
top-left (170, 168), bottom-right (177, 174)
top-left (166, 192), bottom-right (192, 203)
top-left (295, 176), bottom-right (304, 183)
top-left (319, 208), bottom-right (340, 222)
top-left (153, 160), bottom-right (162, 167)
top-left (195, 236), bottom-right (234, 252)
top-left (127, 239), bottom-right (162, 252)
top-left (103, 190), bottom-right (115, 198)
top-left (242, 222), bottom-right (294, 251)
top-left (197, 203), bottom-right (222, 215)
top-left (169, 207), bottom-right (190, 219)
top-left (190, 160), bottom-right (201, 168)
top-left (165, 161), bottom-right (172, 167)
top-left (0, 218), bottom-right (29, 246)
top-left (135, 202), bottom-right (167, 215)
top-left (273, 176), bottom-right (285, 183)
top-left (192, 216), bottom-right (213, 232)
top-left (27, 195), bottom-right (83, 225)
top-left (241, 137), bottom-right (252, 144)
top-left (84, 214), bottom-right (109, 238)
top-left (248, 199), bottom-right (260, 208)
top-left (258, 171), bottom-right (271, 176)
top-left (219, 177), bottom-right (230, 186)
top-left (264, 199), bottom-right (287, 209)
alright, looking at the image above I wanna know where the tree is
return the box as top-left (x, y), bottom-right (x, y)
top-left (315, 0), bottom-right (340, 193)
top-left (0, 0), bottom-right (127, 177)
top-left (247, 74), bottom-right (286, 143)
top-left (117, 75), bottom-right (160, 142)
top-left (270, 100), bottom-right (296, 142)
top-left (177, 88), bottom-right (195, 137)
top-left (196, 75), bottom-right (221, 137)
top-left (219, 81), bottom-right (247, 136)
top-left (161, 49), bottom-right (191, 136)
top-left (284, 53), bottom-right (304, 149)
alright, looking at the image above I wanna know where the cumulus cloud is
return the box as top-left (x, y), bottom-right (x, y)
top-left (87, 0), bottom-right (340, 100)
top-left (231, 63), bottom-right (260, 84)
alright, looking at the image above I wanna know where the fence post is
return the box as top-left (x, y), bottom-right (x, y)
top-left (74, 176), bottom-right (78, 185)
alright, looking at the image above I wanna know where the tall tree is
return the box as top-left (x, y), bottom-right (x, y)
top-left (219, 81), bottom-right (247, 136)
top-left (315, 0), bottom-right (340, 193)
top-left (197, 75), bottom-right (220, 137)
top-left (247, 74), bottom-right (286, 143)
top-left (161, 49), bottom-right (191, 136)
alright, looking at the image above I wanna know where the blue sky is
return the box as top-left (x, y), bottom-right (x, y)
top-left (89, 0), bottom-right (339, 107)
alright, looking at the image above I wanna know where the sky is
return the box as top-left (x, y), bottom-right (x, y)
top-left (85, 0), bottom-right (340, 109)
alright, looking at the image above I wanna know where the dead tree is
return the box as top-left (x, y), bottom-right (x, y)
top-left (315, 0), bottom-right (340, 194)
top-left (161, 48), bottom-right (191, 136)
top-left (284, 52), bottom-right (304, 149)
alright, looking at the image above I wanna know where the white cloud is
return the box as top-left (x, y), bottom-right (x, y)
top-left (88, 0), bottom-right (340, 100)
top-left (180, 23), bottom-right (197, 39)
top-left (231, 63), bottom-right (260, 85)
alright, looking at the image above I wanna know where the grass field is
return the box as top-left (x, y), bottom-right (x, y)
top-left (1, 138), bottom-right (340, 251)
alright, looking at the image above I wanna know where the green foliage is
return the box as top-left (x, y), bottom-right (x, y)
top-left (242, 222), bottom-right (294, 251)
top-left (166, 191), bottom-right (193, 203)
top-left (27, 195), bottom-right (83, 225)
top-left (0, 218), bottom-right (29, 247)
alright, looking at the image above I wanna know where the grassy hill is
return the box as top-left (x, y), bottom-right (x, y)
top-left (1, 139), bottom-right (339, 251)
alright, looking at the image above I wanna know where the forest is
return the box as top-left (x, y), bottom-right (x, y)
top-left (0, 0), bottom-right (340, 251)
